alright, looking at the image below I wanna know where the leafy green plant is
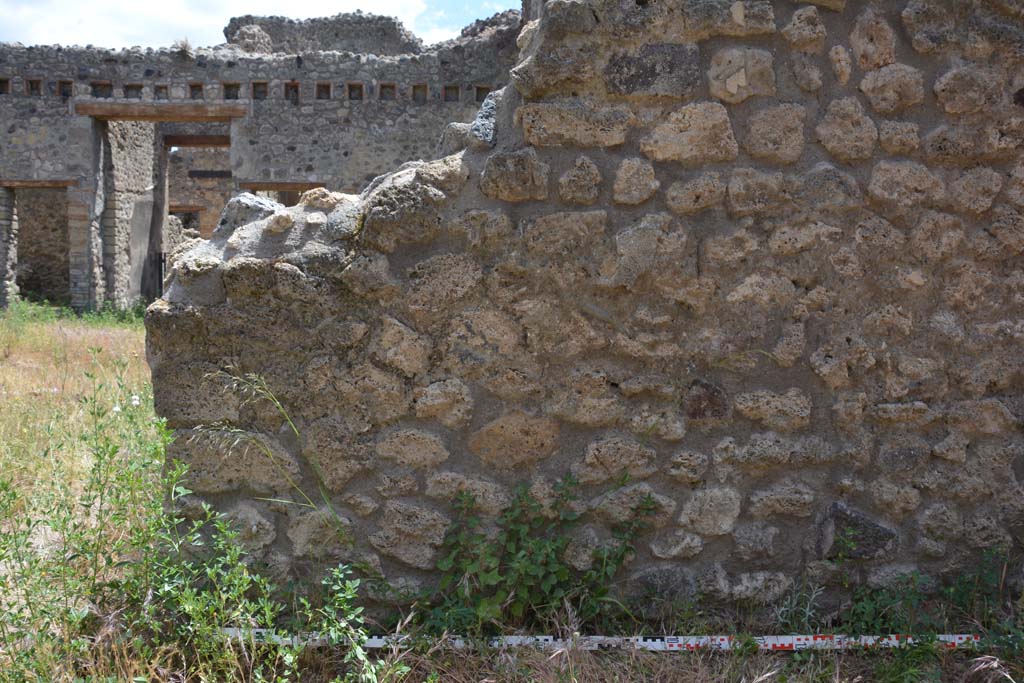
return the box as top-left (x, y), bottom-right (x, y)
top-left (0, 356), bottom-right (403, 682)
top-left (301, 566), bottom-right (410, 683)
top-left (774, 583), bottom-right (825, 634)
top-left (122, 489), bottom-right (290, 679)
top-left (842, 584), bottom-right (914, 638)
top-left (117, 464), bottom-right (407, 682)
top-left (422, 478), bottom-right (654, 636)
top-left (829, 525), bottom-right (860, 589)
top-left (960, 553), bottom-right (1024, 663)
top-left (940, 549), bottom-right (1008, 630)
top-left (0, 355), bottom-right (168, 679)
top-left (840, 572), bottom-right (942, 639)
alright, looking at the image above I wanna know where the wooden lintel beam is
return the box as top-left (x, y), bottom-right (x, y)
top-left (0, 179), bottom-right (77, 188)
top-left (75, 101), bottom-right (248, 122)
top-left (169, 205), bottom-right (207, 213)
top-left (237, 181), bottom-right (323, 192)
top-left (163, 135), bottom-right (232, 148)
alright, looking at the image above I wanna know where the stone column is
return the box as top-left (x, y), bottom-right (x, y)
top-left (67, 186), bottom-right (105, 312)
top-left (0, 188), bottom-right (17, 309)
top-left (101, 121), bottom-right (157, 307)
top-left (67, 118), bottom-right (108, 313)
top-left (141, 141), bottom-right (169, 302)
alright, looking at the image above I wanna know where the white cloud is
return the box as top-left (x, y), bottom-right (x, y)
top-left (0, 0), bottom-right (468, 49)
top-left (416, 27), bottom-right (461, 45)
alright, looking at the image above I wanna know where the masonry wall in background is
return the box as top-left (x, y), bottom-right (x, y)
top-left (169, 148), bottom-right (234, 239)
top-left (223, 13), bottom-right (425, 55)
top-left (0, 11), bottom-right (519, 192)
top-left (0, 10), bottom-right (521, 310)
top-left (15, 188), bottom-right (70, 303)
top-left (149, 0), bottom-right (1023, 606)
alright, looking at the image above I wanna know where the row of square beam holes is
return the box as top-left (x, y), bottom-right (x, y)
top-left (0, 78), bottom-right (491, 104)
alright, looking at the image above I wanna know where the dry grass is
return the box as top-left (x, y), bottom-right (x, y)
top-left (335, 639), bottom-right (1000, 683)
top-left (399, 645), bottom-right (808, 682)
top-left (0, 304), bottom-right (149, 493)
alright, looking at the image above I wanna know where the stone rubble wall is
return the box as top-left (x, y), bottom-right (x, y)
top-left (148, 0), bottom-right (1024, 606)
top-left (0, 10), bottom-right (520, 311)
top-left (161, 214), bottom-right (187, 255)
top-left (168, 148), bottom-right (234, 239)
top-left (0, 96), bottom-right (97, 181)
top-left (227, 88), bottom-right (481, 193)
top-left (15, 188), bottom-right (69, 303)
top-left (223, 13), bottom-right (425, 56)
top-left (0, 11), bottom-right (520, 192)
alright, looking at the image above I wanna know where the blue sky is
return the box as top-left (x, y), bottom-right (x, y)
top-left (0, 0), bottom-right (517, 49)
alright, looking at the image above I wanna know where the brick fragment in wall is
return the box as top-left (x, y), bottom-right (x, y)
top-left (145, 0), bottom-right (1024, 602)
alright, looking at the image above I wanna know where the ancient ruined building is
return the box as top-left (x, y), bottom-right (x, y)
top-left (147, 0), bottom-right (1024, 607)
top-left (0, 11), bottom-right (520, 309)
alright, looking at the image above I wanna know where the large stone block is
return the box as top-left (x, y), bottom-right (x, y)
top-left (850, 8), bottom-right (896, 71)
top-left (302, 417), bottom-right (371, 491)
top-left (868, 161), bottom-right (944, 209)
top-left (678, 487), bottom-right (742, 536)
top-left (361, 174), bottom-right (446, 253)
top-left (425, 472), bottom-right (512, 515)
top-left (517, 101), bottom-right (636, 148)
top-left (559, 156), bottom-right (603, 205)
top-left (375, 429), bottom-right (450, 469)
top-left (510, 44), bottom-right (598, 98)
top-left (522, 210), bottom-right (608, 256)
top-left (480, 148), bottom-right (550, 201)
top-left (819, 503), bottom-right (898, 561)
top-left (468, 411), bottom-right (560, 470)
top-left (745, 103), bottom-right (806, 164)
top-left (369, 502), bottom-right (451, 569)
top-left (682, 0), bottom-right (776, 40)
top-left (815, 97), bottom-right (877, 161)
top-left (612, 158), bottom-right (660, 205)
top-left (170, 429), bottom-right (301, 495)
top-left (859, 64), bottom-right (924, 114)
top-left (591, 483), bottom-right (677, 527)
top-left (571, 436), bottom-right (658, 485)
top-left (665, 173), bottom-right (726, 214)
top-left (707, 47), bottom-right (776, 104)
top-left (782, 6), bottom-right (826, 52)
top-left (604, 43), bottom-right (702, 99)
top-left (735, 389), bottom-right (812, 431)
top-left (640, 102), bottom-right (738, 164)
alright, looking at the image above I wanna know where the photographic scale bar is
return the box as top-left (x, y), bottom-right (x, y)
top-left (222, 629), bottom-right (981, 652)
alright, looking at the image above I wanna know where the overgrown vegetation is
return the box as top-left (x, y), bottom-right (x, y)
top-left (172, 37), bottom-right (195, 60)
top-left (3, 297), bottom-right (149, 329)
top-left (419, 479), bottom-right (653, 636)
top-left (1, 302), bottom-right (1023, 682)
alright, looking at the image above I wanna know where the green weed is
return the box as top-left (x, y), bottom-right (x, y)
top-left (421, 478), bottom-right (655, 636)
top-left (4, 297), bottom-right (147, 328)
top-left (0, 360), bottom-right (399, 682)
top-left (774, 583), bottom-right (826, 635)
